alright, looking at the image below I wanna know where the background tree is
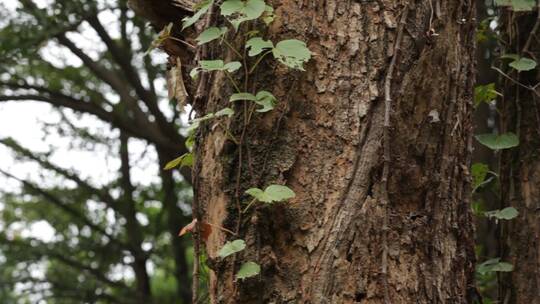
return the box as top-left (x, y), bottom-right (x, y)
top-left (0, 0), bottom-right (194, 302)
top-left (497, 3), bottom-right (540, 303)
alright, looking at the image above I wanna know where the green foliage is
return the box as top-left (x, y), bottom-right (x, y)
top-left (477, 258), bottom-right (514, 275)
top-left (245, 185), bottom-right (295, 203)
top-left (186, 107), bottom-right (235, 135)
top-left (146, 23), bottom-right (173, 55)
top-left (471, 163), bottom-right (490, 191)
top-left (474, 83), bottom-right (499, 107)
top-left (196, 26), bottom-right (228, 45)
top-left (236, 261), bottom-right (260, 279)
top-left (475, 132), bottom-right (519, 150)
top-left (164, 153), bottom-right (194, 170)
top-left (182, 0), bottom-right (214, 30)
top-left (218, 239), bottom-right (246, 258)
top-left (272, 39), bottom-right (312, 70)
top-left (501, 53), bottom-right (537, 71)
top-left (230, 91), bottom-right (276, 112)
top-left (246, 37), bottom-right (274, 56)
top-left (220, 0), bottom-right (266, 30)
top-left (484, 207), bottom-right (519, 220)
top-left (191, 60), bottom-right (242, 79)
top-left (178, 0), bottom-right (310, 293)
top-left (495, 0), bottom-right (536, 11)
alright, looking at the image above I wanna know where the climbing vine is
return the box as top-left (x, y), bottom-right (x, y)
top-left (473, 1), bottom-right (538, 302)
top-left (152, 0), bottom-right (312, 300)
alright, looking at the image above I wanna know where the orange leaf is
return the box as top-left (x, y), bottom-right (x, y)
top-left (178, 219), bottom-right (213, 241)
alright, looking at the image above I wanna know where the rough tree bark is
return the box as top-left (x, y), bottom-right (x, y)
top-left (499, 7), bottom-right (540, 304)
top-left (132, 0), bottom-right (478, 303)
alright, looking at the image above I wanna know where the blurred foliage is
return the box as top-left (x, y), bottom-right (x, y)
top-left (0, 0), bottom-right (193, 303)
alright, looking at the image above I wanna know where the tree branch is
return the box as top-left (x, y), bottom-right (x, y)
top-left (0, 168), bottom-right (127, 249)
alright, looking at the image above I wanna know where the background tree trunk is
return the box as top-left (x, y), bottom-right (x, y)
top-left (499, 8), bottom-right (540, 304)
top-left (193, 1), bottom-right (477, 303)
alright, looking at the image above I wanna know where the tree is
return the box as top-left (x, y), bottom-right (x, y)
top-left (133, 0), bottom-right (478, 302)
top-left (497, 4), bottom-right (540, 303)
top-left (0, 0), bottom-right (193, 302)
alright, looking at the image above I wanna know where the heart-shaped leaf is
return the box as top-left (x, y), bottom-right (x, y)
top-left (245, 184), bottom-right (295, 203)
top-left (164, 153), bottom-right (194, 170)
top-left (182, 0), bottom-right (213, 30)
top-left (236, 261), bottom-right (260, 279)
top-left (246, 37), bottom-right (274, 56)
top-left (196, 27), bottom-right (228, 45)
top-left (475, 132), bottom-right (519, 150)
top-left (218, 239), bottom-right (246, 258)
top-left (220, 0), bottom-right (266, 30)
top-left (477, 258), bottom-right (514, 275)
top-left (484, 207), bottom-right (519, 220)
top-left (272, 39), bottom-right (312, 70)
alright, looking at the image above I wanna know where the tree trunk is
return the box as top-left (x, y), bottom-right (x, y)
top-left (193, 1), bottom-right (477, 303)
top-left (499, 8), bottom-right (540, 304)
top-left (119, 133), bottom-right (152, 303)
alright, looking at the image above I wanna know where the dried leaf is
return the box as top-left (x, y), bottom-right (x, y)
top-left (167, 57), bottom-right (189, 109)
top-left (178, 219), bottom-right (212, 241)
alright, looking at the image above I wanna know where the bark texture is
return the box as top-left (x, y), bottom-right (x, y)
top-left (127, 0), bottom-right (478, 302)
top-left (499, 8), bottom-right (540, 304)
top-left (192, 1), bottom-right (478, 303)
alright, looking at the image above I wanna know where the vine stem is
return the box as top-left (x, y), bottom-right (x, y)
top-left (223, 39), bottom-right (244, 58)
top-left (224, 71), bottom-right (242, 93)
top-left (249, 50), bottom-right (272, 74)
top-left (168, 36), bottom-right (196, 49)
top-left (381, 6), bottom-right (409, 304)
top-left (242, 198), bottom-right (258, 213)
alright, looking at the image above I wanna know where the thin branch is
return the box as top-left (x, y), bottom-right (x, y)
top-left (0, 168), bottom-right (126, 249)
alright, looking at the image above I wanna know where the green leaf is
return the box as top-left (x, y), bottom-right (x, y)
top-left (200, 60), bottom-right (225, 71)
top-left (245, 37), bottom-right (274, 56)
top-left (220, 0), bottom-right (244, 15)
top-left (495, 0), bottom-right (536, 11)
top-left (230, 91), bottom-right (276, 112)
top-left (236, 261), bottom-right (260, 279)
top-left (475, 132), bottom-right (519, 150)
top-left (477, 258), bottom-right (514, 275)
top-left (224, 61), bottom-right (242, 72)
top-left (509, 57), bottom-right (537, 71)
top-left (264, 185), bottom-right (295, 201)
top-left (182, 0), bottom-right (213, 30)
top-left (145, 23), bottom-right (173, 55)
top-left (196, 27), bottom-right (228, 45)
top-left (501, 54), bottom-right (537, 71)
top-left (474, 83), bottom-right (499, 107)
top-left (485, 207), bottom-right (519, 220)
top-left (218, 239), bottom-right (246, 258)
top-left (254, 90), bottom-right (276, 112)
top-left (220, 0), bottom-right (266, 30)
top-left (186, 107), bottom-right (234, 135)
top-left (245, 184), bottom-right (295, 203)
top-left (215, 107), bottom-right (235, 117)
top-left (471, 163), bottom-right (489, 190)
top-left (262, 5), bottom-right (275, 25)
top-left (500, 53), bottom-right (520, 60)
top-left (272, 39), bottom-right (312, 70)
top-left (197, 60), bottom-right (242, 73)
top-left (190, 67), bottom-right (202, 79)
top-left (164, 153), bottom-right (194, 170)
top-left (230, 93), bottom-right (257, 102)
